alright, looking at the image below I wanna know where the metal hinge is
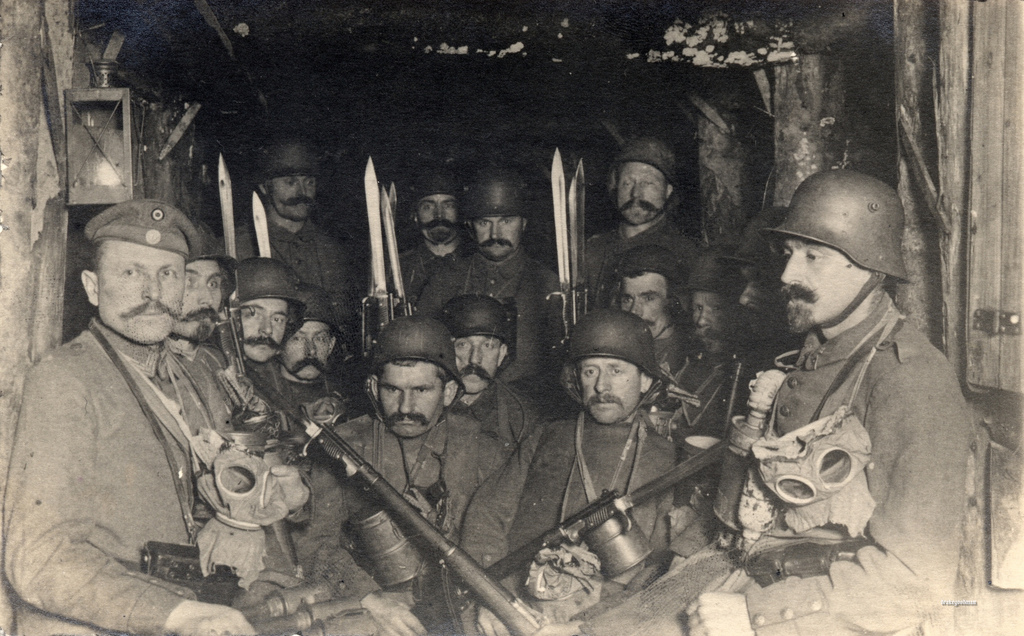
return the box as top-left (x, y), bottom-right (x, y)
top-left (973, 309), bottom-right (1021, 336)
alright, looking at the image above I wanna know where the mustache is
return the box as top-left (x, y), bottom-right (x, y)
top-left (781, 283), bottom-right (818, 304)
top-left (423, 218), bottom-right (458, 231)
top-left (586, 394), bottom-right (623, 408)
top-left (280, 195), bottom-right (314, 207)
top-left (288, 357), bottom-right (325, 373)
top-left (480, 238), bottom-right (513, 249)
top-left (385, 412), bottom-right (430, 429)
top-left (120, 301), bottom-right (176, 319)
top-left (244, 336), bottom-right (280, 349)
top-left (460, 364), bottom-right (493, 382)
top-left (619, 198), bottom-right (659, 214)
top-left (181, 307), bottom-right (219, 323)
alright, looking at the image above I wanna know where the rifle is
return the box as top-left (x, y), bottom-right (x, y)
top-left (362, 159), bottom-right (410, 357)
top-left (302, 416), bottom-right (540, 636)
top-left (486, 441), bottom-right (727, 582)
top-left (549, 149), bottom-right (587, 344)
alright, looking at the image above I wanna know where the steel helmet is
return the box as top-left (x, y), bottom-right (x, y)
top-left (612, 137), bottom-right (676, 185)
top-left (262, 139), bottom-right (320, 182)
top-left (411, 169), bottom-right (461, 201)
top-left (234, 257), bottom-right (304, 309)
top-left (567, 309), bottom-right (670, 385)
top-left (370, 315), bottom-right (461, 384)
top-left (463, 168), bottom-right (527, 219)
top-left (440, 294), bottom-right (517, 363)
top-left (766, 170), bottom-right (908, 280)
top-left (687, 249), bottom-right (747, 300)
top-left (294, 283), bottom-right (339, 334)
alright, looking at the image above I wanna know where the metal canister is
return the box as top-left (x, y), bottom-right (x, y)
top-left (346, 509), bottom-right (425, 587)
top-left (583, 509), bottom-right (652, 578)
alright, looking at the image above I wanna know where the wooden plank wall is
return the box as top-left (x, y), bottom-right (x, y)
top-left (968, 0), bottom-right (1023, 393)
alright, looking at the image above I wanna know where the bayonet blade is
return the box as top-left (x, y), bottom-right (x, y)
top-left (380, 185), bottom-right (408, 313)
top-left (252, 191), bottom-right (271, 258)
top-left (551, 149), bottom-right (569, 292)
top-left (218, 153), bottom-right (236, 259)
top-left (365, 158), bottom-right (388, 296)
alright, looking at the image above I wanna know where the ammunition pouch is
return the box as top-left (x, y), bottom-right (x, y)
top-left (743, 538), bottom-right (873, 587)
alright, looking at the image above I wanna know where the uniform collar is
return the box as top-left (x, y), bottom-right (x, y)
top-left (617, 213), bottom-right (670, 242)
top-left (797, 295), bottom-right (896, 370)
top-left (472, 247), bottom-right (527, 279)
top-left (90, 318), bottom-right (164, 378)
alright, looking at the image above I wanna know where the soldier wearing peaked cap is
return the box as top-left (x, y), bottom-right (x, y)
top-left (586, 137), bottom-right (700, 311)
top-left (416, 168), bottom-right (562, 396)
top-left (298, 316), bottom-right (508, 635)
top-left (464, 309), bottom-right (677, 636)
top-left (4, 200), bottom-right (265, 635)
top-left (400, 168), bottom-right (470, 305)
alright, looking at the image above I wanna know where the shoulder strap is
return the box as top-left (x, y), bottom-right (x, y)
top-left (89, 323), bottom-right (198, 541)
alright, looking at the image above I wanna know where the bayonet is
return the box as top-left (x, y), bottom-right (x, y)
top-left (252, 191), bottom-right (271, 258)
top-left (380, 184), bottom-right (410, 316)
top-left (218, 153), bottom-right (236, 259)
top-left (569, 158), bottom-right (586, 323)
top-left (362, 158), bottom-right (393, 356)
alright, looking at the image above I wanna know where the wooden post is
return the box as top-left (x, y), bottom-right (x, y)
top-left (772, 54), bottom-right (844, 206)
top-left (696, 92), bottom-right (749, 246)
top-left (140, 100), bottom-right (201, 214)
top-left (937, 0), bottom-right (970, 378)
top-left (0, 0), bottom-right (43, 631)
top-left (895, 0), bottom-right (943, 345)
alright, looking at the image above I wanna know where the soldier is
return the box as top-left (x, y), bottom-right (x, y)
top-left (4, 201), bottom-right (255, 635)
top-left (237, 137), bottom-right (358, 350)
top-left (249, 281), bottom-right (349, 418)
top-left (301, 316), bottom-right (507, 636)
top-left (586, 137), bottom-right (700, 309)
top-left (681, 170), bottom-right (972, 635)
top-left (166, 225), bottom-right (237, 433)
top-left (416, 168), bottom-right (560, 393)
top-left (400, 169), bottom-right (467, 304)
top-left (467, 309), bottom-right (677, 635)
top-left (441, 294), bottom-right (541, 458)
top-left (615, 244), bottom-right (693, 375)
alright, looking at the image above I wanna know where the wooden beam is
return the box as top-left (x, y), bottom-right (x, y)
top-left (157, 102), bottom-right (202, 160)
top-left (0, 0), bottom-right (45, 629)
top-left (895, 0), bottom-right (943, 345)
top-left (936, 0), bottom-right (971, 380)
top-left (102, 30), bottom-right (125, 60)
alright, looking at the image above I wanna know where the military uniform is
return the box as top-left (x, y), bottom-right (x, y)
top-left (400, 242), bottom-right (466, 306)
top-left (299, 412), bottom-right (507, 599)
top-left (5, 322), bottom-right (206, 635)
top-left (416, 249), bottom-right (560, 386)
top-left (165, 340), bottom-right (236, 433)
top-left (237, 221), bottom-right (358, 344)
top-left (462, 412), bottom-right (675, 573)
top-left (733, 297), bottom-right (971, 634)
top-left (585, 216), bottom-right (699, 310)
top-left (450, 379), bottom-right (541, 460)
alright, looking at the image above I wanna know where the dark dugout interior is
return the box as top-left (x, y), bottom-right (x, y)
top-left (66, 0), bottom-right (900, 337)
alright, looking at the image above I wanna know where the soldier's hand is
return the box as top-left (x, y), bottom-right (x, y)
top-left (360, 589), bottom-right (425, 636)
top-left (269, 464), bottom-right (310, 512)
top-left (476, 605), bottom-right (511, 636)
top-left (163, 599), bottom-right (254, 636)
top-left (687, 592), bottom-right (754, 636)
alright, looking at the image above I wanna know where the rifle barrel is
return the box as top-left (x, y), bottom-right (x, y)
top-left (310, 423), bottom-right (539, 636)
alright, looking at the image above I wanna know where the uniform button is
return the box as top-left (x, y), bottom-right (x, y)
top-left (781, 608), bottom-right (795, 620)
top-left (787, 376), bottom-right (800, 388)
top-left (489, 279), bottom-right (497, 285)
top-left (779, 405), bottom-right (792, 417)
top-left (752, 614), bottom-right (766, 626)
top-left (810, 600), bottom-right (823, 611)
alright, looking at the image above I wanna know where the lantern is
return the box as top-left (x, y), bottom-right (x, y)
top-left (65, 87), bottom-right (133, 205)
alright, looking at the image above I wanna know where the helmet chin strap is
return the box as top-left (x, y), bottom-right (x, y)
top-left (819, 271), bottom-right (885, 329)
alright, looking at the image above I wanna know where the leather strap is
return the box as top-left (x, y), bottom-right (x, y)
top-left (90, 323), bottom-right (198, 541)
